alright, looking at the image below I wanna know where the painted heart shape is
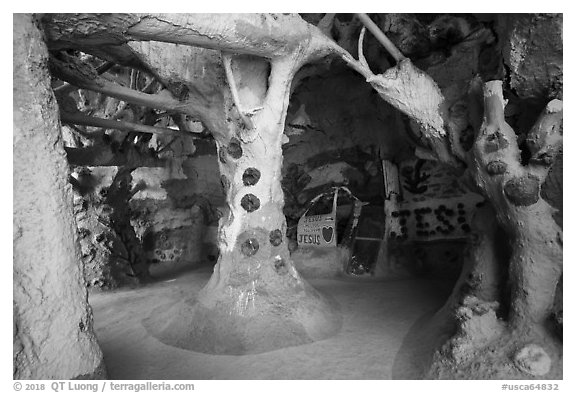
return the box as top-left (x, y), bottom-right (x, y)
top-left (322, 226), bottom-right (334, 243)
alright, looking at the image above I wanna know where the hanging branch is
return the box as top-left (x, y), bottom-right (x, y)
top-left (330, 16), bottom-right (456, 165)
top-left (222, 53), bottom-right (255, 130)
top-left (357, 27), bottom-right (371, 71)
top-left (355, 13), bottom-right (406, 63)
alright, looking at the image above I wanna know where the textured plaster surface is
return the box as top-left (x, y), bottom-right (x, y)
top-left (13, 14), bottom-right (105, 379)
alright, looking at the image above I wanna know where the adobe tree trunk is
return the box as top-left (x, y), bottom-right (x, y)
top-left (145, 54), bottom-right (341, 355)
top-left (470, 82), bottom-right (563, 330)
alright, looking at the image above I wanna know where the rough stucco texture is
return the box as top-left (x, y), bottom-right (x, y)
top-left (13, 14), bottom-right (106, 379)
top-left (500, 14), bottom-right (563, 100)
top-left (541, 152), bottom-right (563, 229)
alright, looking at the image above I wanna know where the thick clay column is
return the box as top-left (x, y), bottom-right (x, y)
top-left (146, 56), bottom-right (340, 355)
top-left (13, 14), bottom-right (106, 379)
top-left (471, 81), bottom-right (562, 329)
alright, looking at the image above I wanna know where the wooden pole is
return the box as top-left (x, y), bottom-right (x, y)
top-left (355, 13), bottom-right (406, 63)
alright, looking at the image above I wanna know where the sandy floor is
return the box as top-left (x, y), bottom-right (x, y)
top-left (89, 266), bottom-right (453, 379)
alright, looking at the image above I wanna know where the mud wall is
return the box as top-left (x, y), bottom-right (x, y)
top-left (13, 14), bottom-right (105, 379)
top-left (131, 137), bottom-right (223, 277)
top-left (74, 136), bottom-right (224, 288)
top-left (283, 69), bottom-right (411, 199)
top-left (74, 166), bottom-right (141, 289)
top-left (72, 14), bottom-right (563, 284)
top-left (385, 159), bottom-right (484, 278)
top-left (391, 159), bottom-right (483, 242)
top-left (497, 14), bottom-right (563, 229)
top-left (281, 68), bottom-right (412, 243)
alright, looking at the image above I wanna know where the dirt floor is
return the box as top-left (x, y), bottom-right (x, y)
top-left (89, 265), bottom-right (454, 379)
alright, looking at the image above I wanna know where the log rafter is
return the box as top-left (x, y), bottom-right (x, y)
top-left (43, 13), bottom-right (564, 194)
top-left (42, 13), bottom-right (334, 60)
top-left (60, 110), bottom-right (184, 138)
top-left (50, 56), bottom-right (193, 116)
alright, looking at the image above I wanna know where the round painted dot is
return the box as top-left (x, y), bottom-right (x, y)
top-left (241, 238), bottom-right (259, 257)
top-left (269, 229), bottom-right (283, 246)
top-left (241, 194), bottom-right (260, 212)
top-left (242, 167), bottom-right (261, 186)
top-left (504, 175), bottom-right (540, 206)
top-left (274, 257), bottom-right (288, 275)
top-left (227, 137), bottom-right (243, 159)
top-left (486, 160), bottom-right (508, 175)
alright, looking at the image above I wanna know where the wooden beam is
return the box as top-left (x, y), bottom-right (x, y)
top-left (50, 56), bottom-right (191, 116)
top-left (60, 111), bottom-right (179, 137)
top-left (355, 14), bottom-right (406, 63)
top-left (54, 60), bottom-right (115, 95)
top-left (42, 13), bottom-right (330, 59)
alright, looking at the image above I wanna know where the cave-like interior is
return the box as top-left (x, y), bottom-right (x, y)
top-left (13, 13), bottom-right (563, 381)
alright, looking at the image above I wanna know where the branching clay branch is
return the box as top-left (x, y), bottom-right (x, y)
top-left (222, 53), bottom-right (255, 130)
top-left (333, 16), bottom-right (455, 165)
top-left (526, 100), bottom-right (563, 180)
top-left (357, 27), bottom-right (371, 71)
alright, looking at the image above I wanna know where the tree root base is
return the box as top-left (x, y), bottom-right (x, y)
top-left (143, 284), bottom-right (342, 355)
